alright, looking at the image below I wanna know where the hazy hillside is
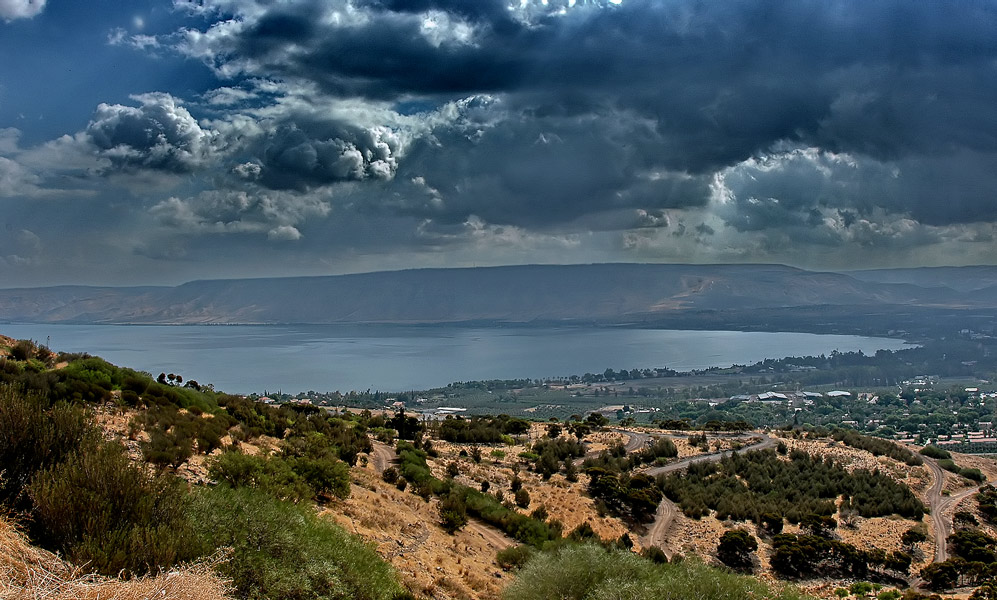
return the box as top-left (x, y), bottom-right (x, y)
top-left (0, 263), bottom-right (987, 325)
top-left (846, 266), bottom-right (997, 292)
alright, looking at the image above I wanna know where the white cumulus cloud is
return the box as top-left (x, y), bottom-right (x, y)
top-left (0, 0), bottom-right (45, 21)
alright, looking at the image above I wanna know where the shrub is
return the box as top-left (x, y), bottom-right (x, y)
top-left (142, 426), bottom-right (195, 468)
top-left (850, 581), bottom-right (874, 595)
top-left (28, 438), bottom-right (199, 577)
top-left (382, 467), bottom-right (399, 484)
top-left (961, 468), bottom-right (986, 483)
top-left (530, 505), bottom-right (549, 522)
top-left (497, 545), bottom-right (535, 570)
top-left (920, 445), bottom-right (951, 460)
top-left (902, 525), bottom-right (928, 548)
top-left (717, 528), bottom-right (758, 572)
top-left (439, 491), bottom-right (469, 534)
top-left (502, 544), bottom-right (810, 600)
top-left (192, 486), bottom-right (406, 600)
top-left (0, 385), bottom-right (92, 510)
top-left (641, 545), bottom-right (668, 564)
top-left (208, 450), bottom-right (312, 502)
top-left (292, 456), bottom-right (351, 500)
top-left (515, 488), bottom-right (531, 509)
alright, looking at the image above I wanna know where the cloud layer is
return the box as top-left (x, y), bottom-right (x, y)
top-left (2, 0), bottom-right (997, 284)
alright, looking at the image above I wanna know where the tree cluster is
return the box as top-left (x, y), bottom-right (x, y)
top-left (436, 414), bottom-right (529, 443)
top-left (771, 534), bottom-right (912, 580)
top-left (658, 449), bottom-right (925, 524)
top-left (830, 428), bottom-right (922, 466)
top-left (586, 468), bottom-right (662, 524)
top-left (531, 437), bottom-right (585, 479)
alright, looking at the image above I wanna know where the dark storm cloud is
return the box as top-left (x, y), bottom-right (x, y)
top-left (174, 0), bottom-right (997, 230)
top-left (84, 93), bottom-right (217, 173)
top-left (8, 0), bottom-right (997, 288)
top-left (358, 100), bottom-right (714, 228)
top-left (250, 120), bottom-right (404, 190)
top-left (715, 146), bottom-right (997, 232)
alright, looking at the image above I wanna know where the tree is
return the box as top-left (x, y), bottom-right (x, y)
top-left (920, 559), bottom-right (964, 591)
top-left (717, 528), bottom-right (758, 572)
top-left (515, 488), bottom-right (531, 509)
top-left (902, 525), bottom-right (927, 550)
top-left (760, 512), bottom-right (784, 535)
top-left (439, 491), bottom-right (468, 534)
top-left (971, 582), bottom-right (997, 600)
top-left (801, 514), bottom-right (837, 538)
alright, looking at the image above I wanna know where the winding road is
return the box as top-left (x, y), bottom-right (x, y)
top-left (922, 457), bottom-right (983, 563)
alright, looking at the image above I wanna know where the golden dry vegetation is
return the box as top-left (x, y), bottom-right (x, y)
top-left (0, 516), bottom-right (232, 600)
top-left (52, 404), bottom-right (997, 600)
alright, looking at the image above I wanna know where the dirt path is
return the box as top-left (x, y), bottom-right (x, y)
top-left (641, 495), bottom-right (678, 552)
top-left (621, 429), bottom-right (652, 453)
top-left (638, 433), bottom-right (775, 554)
top-left (643, 433), bottom-right (777, 477)
top-left (367, 437), bottom-right (516, 552)
top-left (370, 440), bottom-right (396, 473)
top-left (466, 518), bottom-right (515, 551)
top-left (922, 457), bottom-right (981, 563)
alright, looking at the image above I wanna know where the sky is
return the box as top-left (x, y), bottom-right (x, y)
top-left (1, 0), bottom-right (996, 287)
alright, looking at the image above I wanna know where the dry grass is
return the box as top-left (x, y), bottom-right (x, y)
top-left (0, 516), bottom-right (233, 600)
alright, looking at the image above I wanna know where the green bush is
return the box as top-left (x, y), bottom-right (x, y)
top-left (209, 450), bottom-right (308, 500)
top-left (192, 486), bottom-right (406, 600)
top-left (717, 528), bottom-right (758, 571)
top-left (502, 544), bottom-right (811, 600)
top-left (641, 545), bottom-right (668, 564)
top-left (0, 385), bottom-right (92, 510)
top-left (497, 545), bottom-right (534, 570)
top-left (938, 458), bottom-right (959, 473)
top-left (960, 467), bottom-right (986, 483)
top-left (920, 445), bottom-right (951, 460)
top-left (27, 438), bottom-right (199, 577)
top-left (439, 490), bottom-right (469, 533)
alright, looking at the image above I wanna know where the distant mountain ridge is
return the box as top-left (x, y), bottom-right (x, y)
top-left (0, 263), bottom-right (993, 326)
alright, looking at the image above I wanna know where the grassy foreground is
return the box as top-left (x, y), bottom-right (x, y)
top-left (503, 544), bottom-right (812, 600)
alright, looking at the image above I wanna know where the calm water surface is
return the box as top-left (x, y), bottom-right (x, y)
top-left (1, 324), bottom-right (910, 394)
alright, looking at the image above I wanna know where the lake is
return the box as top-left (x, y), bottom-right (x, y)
top-left (0, 324), bottom-right (910, 394)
